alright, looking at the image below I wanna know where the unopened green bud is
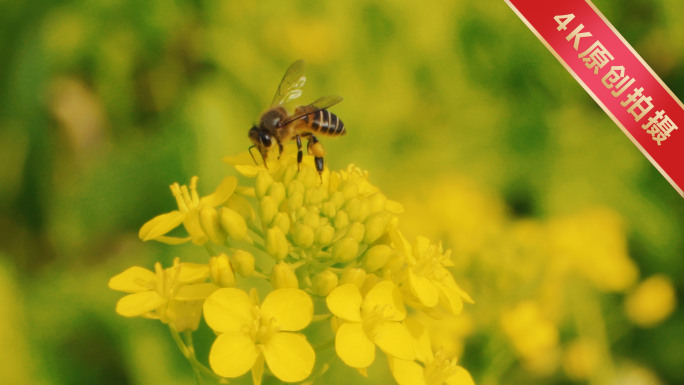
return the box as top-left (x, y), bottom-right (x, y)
top-left (209, 253), bottom-right (236, 287)
top-left (363, 244), bottom-right (393, 272)
top-left (311, 270), bottom-right (338, 296)
top-left (340, 268), bottom-right (367, 288)
top-left (345, 198), bottom-right (361, 222)
top-left (293, 224), bottom-right (315, 248)
top-left (272, 212), bottom-right (291, 234)
top-left (255, 171), bottom-right (274, 199)
top-left (271, 261), bottom-right (298, 289)
top-left (315, 225), bottom-right (335, 246)
top-left (363, 213), bottom-right (389, 244)
top-left (266, 227), bottom-right (289, 260)
top-left (334, 211), bottom-right (349, 230)
top-left (200, 207), bottom-right (227, 245)
top-left (268, 182), bottom-right (286, 207)
top-left (259, 196), bottom-right (277, 226)
top-left (333, 237), bottom-right (359, 262)
top-left (219, 207), bottom-right (248, 241)
top-left (347, 222), bottom-right (365, 243)
top-left (231, 250), bottom-right (255, 277)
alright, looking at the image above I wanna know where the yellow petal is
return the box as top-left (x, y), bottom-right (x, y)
top-left (260, 289), bottom-right (313, 331)
top-left (108, 266), bottom-right (156, 293)
top-left (177, 263), bottom-right (210, 284)
top-left (209, 333), bottom-right (259, 378)
top-left (388, 357), bottom-right (427, 385)
top-left (372, 321), bottom-right (415, 361)
top-left (335, 322), bottom-right (375, 368)
top-left (408, 269), bottom-right (439, 308)
top-left (115, 291), bottom-right (166, 317)
top-left (200, 176), bottom-right (238, 207)
top-left (175, 283), bottom-right (218, 300)
top-left (152, 235), bottom-right (192, 245)
top-left (405, 318), bottom-right (433, 364)
top-left (262, 332), bottom-right (315, 382)
top-left (203, 288), bottom-right (254, 333)
top-left (138, 211), bottom-right (185, 241)
top-left (326, 284), bottom-right (362, 322)
top-left (446, 366), bottom-right (475, 385)
top-left (362, 280), bottom-right (406, 321)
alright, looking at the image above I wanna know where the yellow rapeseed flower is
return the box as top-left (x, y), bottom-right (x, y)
top-left (203, 287), bottom-right (315, 385)
top-left (138, 175), bottom-right (237, 245)
top-left (108, 257), bottom-right (218, 331)
top-left (625, 274), bottom-right (677, 327)
top-left (326, 281), bottom-right (415, 369)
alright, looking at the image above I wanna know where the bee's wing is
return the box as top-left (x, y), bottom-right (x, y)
top-left (271, 60), bottom-right (307, 107)
top-left (280, 95), bottom-right (343, 126)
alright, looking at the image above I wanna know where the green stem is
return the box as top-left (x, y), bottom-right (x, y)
top-left (168, 326), bottom-right (223, 382)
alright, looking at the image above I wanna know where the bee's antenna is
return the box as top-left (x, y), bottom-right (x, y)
top-left (248, 145), bottom-right (268, 169)
top-left (248, 145), bottom-right (259, 165)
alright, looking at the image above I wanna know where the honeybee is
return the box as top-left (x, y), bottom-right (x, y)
top-left (248, 60), bottom-right (345, 176)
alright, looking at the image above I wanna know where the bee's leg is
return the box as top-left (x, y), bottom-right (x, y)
top-left (306, 135), bottom-right (325, 177)
top-left (295, 135), bottom-right (303, 170)
top-left (277, 140), bottom-right (284, 159)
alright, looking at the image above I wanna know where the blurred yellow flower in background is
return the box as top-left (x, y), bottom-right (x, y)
top-left (625, 274), bottom-right (677, 327)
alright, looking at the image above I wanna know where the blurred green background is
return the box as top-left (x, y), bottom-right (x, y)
top-left (1, 0), bottom-right (683, 384)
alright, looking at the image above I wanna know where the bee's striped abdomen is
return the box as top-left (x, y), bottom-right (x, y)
top-left (303, 109), bottom-right (346, 136)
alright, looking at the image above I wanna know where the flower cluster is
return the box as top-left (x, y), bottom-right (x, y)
top-left (109, 146), bottom-right (474, 385)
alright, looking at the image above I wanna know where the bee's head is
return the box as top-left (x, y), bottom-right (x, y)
top-left (248, 125), bottom-right (273, 166)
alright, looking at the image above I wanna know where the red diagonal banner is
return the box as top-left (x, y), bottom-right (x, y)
top-left (505, 0), bottom-right (684, 197)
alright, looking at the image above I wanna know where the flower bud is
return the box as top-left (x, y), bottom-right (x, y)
top-left (334, 211), bottom-right (349, 230)
top-left (259, 196), bottom-right (277, 226)
top-left (363, 244), bottom-right (393, 272)
top-left (333, 237), bottom-right (359, 263)
top-left (368, 193), bottom-right (387, 214)
top-left (266, 227), bottom-right (289, 260)
top-left (315, 225), bottom-right (335, 246)
top-left (329, 191), bottom-right (345, 210)
top-left (363, 213), bottom-right (389, 244)
top-left (293, 224), bottom-right (315, 248)
top-left (199, 207), bottom-right (227, 245)
top-left (345, 198), bottom-right (361, 222)
top-left (219, 207), bottom-right (248, 241)
top-left (231, 250), bottom-right (255, 277)
top-left (272, 212), bottom-right (291, 234)
top-left (305, 186), bottom-right (325, 205)
top-left (340, 181), bottom-right (359, 200)
top-left (271, 261), bottom-right (298, 289)
top-left (302, 210), bottom-right (321, 229)
top-left (226, 194), bottom-right (255, 223)
top-left (209, 253), bottom-right (236, 287)
top-left (340, 268), bottom-right (366, 288)
top-left (255, 171), bottom-right (274, 199)
top-left (347, 222), bottom-right (365, 243)
top-left (268, 182), bottom-right (286, 207)
top-left (321, 201), bottom-right (336, 218)
top-left (282, 163), bottom-right (298, 185)
top-left (297, 167), bottom-right (319, 188)
top-left (311, 270), bottom-right (338, 296)
top-left (287, 191), bottom-right (304, 212)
